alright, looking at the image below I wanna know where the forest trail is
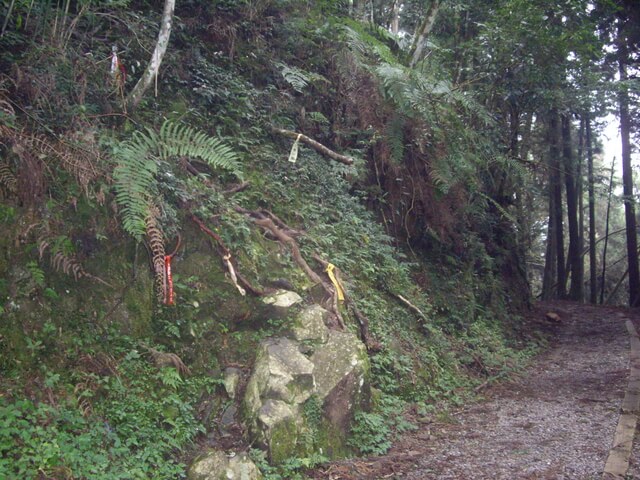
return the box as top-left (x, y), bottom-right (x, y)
top-left (310, 301), bottom-right (640, 480)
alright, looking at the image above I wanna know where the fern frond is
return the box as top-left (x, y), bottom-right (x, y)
top-left (145, 209), bottom-right (166, 303)
top-left (0, 162), bottom-right (17, 193)
top-left (275, 62), bottom-right (310, 92)
top-left (385, 114), bottom-right (406, 166)
top-left (39, 236), bottom-right (87, 281)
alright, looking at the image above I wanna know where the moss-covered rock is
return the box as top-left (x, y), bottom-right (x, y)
top-left (188, 450), bottom-right (262, 480)
top-left (257, 399), bottom-right (301, 464)
top-left (290, 305), bottom-right (330, 344)
top-left (244, 337), bottom-right (315, 421)
top-left (242, 317), bottom-right (370, 464)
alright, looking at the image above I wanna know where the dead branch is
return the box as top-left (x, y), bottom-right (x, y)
top-left (270, 126), bottom-right (354, 165)
top-left (223, 181), bottom-right (250, 195)
top-left (393, 293), bottom-right (429, 323)
top-left (255, 216), bottom-right (325, 286)
top-left (233, 206), bottom-right (301, 237)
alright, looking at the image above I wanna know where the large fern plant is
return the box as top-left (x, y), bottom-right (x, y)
top-left (113, 120), bottom-right (241, 239)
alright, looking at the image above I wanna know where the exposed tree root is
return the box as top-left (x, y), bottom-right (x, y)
top-left (236, 207), bottom-right (345, 329)
top-left (189, 213), bottom-right (269, 296)
top-left (270, 126), bottom-right (354, 165)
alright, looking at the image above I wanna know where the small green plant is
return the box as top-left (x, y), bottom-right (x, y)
top-left (249, 448), bottom-right (328, 480)
top-left (348, 411), bottom-right (392, 455)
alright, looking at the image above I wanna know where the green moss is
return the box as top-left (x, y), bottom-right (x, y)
top-left (122, 270), bottom-right (154, 337)
top-left (268, 415), bottom-right (299, 464)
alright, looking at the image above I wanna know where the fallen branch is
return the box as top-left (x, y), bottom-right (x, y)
top-left (393, 293), bottom-right (429, 323)
top-left (223, 181), bottom-right (250, 195)
top-left (270, 127), bottom-right (354, 165)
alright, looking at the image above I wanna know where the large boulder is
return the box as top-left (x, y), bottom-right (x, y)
top-left (242, 306), bottom-right (370, 463)
top-left (256, 399), bottom-right (301, 464)
top-left (188, 450), bottom-right (262, 480)
top-left (311, 330), bottom-right (370, 455)
top-left (244, 337), bottom-right (315, 410)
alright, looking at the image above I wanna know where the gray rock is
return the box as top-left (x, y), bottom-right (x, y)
top-left (242, 311), bottom-right (370, 464)
top-left (257, 399), bottom-right (300, 463)
top-left (223, 367), bottom-right (242, 399)
top-left (244, 338), bottom-right (315, 415)
top-left (188, 450), bottom-right (262, 480)
top-left (260, 290), bottom-right (303, 319)
top-left (291, 305), bottom-right (330, 343)
top-left (311, 330), bottom-right (370, 439)
top-left (311, 330), bottom-right (368, 399)
top-left (219, 404), bottom-right (238, 436)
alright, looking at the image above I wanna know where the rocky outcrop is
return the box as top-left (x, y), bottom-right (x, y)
top-left (312, 329), bottom-right (369, 453)
top-left (242, 304), bottom-right (370, 463)
top-left (260, 289), bottom-right (303, 319)
top-left (188, 450), bottom-right (262, 480)
top-left (290, 304), bottom-right (330, 343)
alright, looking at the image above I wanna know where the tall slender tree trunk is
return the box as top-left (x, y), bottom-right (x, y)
top-left (577, 117), bottom-right (585, 299)
top-left (390, 0), bottom-right (400, 34)
top-left (548, 108), bottom-right (566, 298)
top-left (563, 114), bottom-right (582, 300)
top-left (409, 0), bottom-right (440, 68)
top-left (542, 192), bottom-right (557, 300)
top-left (600, 158), bottom-right (616, 304)
top-left (617, 28), bottom-right (640, 306)
top-left (126, 0), bottom-right (175, 110)
top-left (586, 112), bottom-right (597, 304)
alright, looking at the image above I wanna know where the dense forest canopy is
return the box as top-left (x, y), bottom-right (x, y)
top-left (0, 0), bottom-right (639, 478)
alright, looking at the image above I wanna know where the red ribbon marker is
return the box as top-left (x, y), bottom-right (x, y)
top-left (164, 255), bottom-right (174, 305)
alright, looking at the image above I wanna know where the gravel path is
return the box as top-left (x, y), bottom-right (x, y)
top-left (311, 301), bottom-right (636, 480)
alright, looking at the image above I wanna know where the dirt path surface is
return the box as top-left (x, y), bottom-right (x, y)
top-left (311, 301), bottom-right (640, 479)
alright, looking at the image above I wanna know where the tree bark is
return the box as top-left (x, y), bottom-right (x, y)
top-left (126, 0), bottom-right (175, 110)
top-left (390, 0), bottom-right (400, 34)
top-left (547, 108), bottom-right (566, 298)
top-left (618, 25), bottom-right (640, 306)
top-left (563, 114), bottom-right (582, 301)
top-left (586, 112), bottom-right (597, 304)
top-left (600, 157), bottom-right (616, 304)
top-left (409, 0), bottom-right (440, 68)
top-left (542, 178), bottom-right (557, 300)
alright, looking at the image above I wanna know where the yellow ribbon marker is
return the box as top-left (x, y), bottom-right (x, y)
top-left (325, 263), bottom-right (345, 302)
top-left (288, 133), bottom-right (302, 163)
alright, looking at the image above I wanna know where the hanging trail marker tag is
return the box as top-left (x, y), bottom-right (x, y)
top-left (288, 134), bottom-right (302, 163)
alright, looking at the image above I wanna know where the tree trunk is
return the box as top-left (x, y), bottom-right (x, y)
top-left (618, 27), bottom-right (640, 307)
top-left (390, 0), bottom-right (400, 34)
top-left (563, 114), bottom-right (582, 301)
top-left (577, 116), bottom-right (585, 299)
top-left (409, 0), bottom-right (440, 68)
top-left (126, 0), bottom-right (175, 111)
top-left (548, 108), bottom-right (566, 298)
top-left (600, 157), bottom-right (616, 304)
top-left (586, 112), bottom-right (597, 304)
top-left (541, 190), bottom-right (557, 300)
